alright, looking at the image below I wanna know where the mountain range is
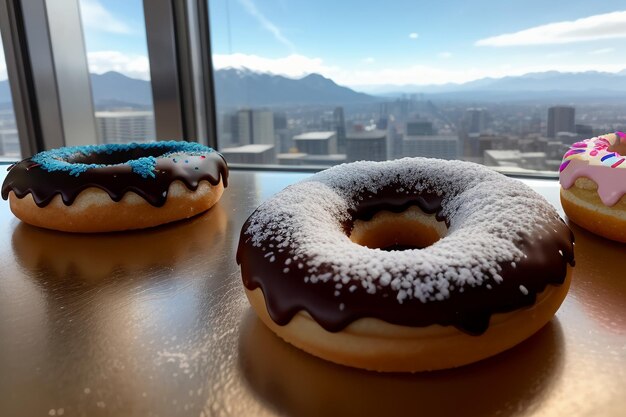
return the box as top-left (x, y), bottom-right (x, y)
top-left (2, 69), bottom-right (626, 108)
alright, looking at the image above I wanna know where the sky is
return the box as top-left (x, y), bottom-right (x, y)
top-left (3, 0), bottom-right (626, 90)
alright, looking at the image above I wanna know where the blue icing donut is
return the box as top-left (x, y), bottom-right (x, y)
top-left (31, 141), bottom-right (215, 178)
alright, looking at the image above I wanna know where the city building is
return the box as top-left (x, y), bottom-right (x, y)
top-left (220, 144), bottom-right (276, 164)
top-left (406, 120), bottom-right (434, 136)
top-left (95, 111), bottom-right (155, 143)
top-left (465, 108), bottom-right (487, 134)
top-left (402, 135), bottom-right (459, 160)
top-left (0, 109), bottom-right (20, 156)
top-left (346, 130), bottom-right (387, 162)
top-left (484, 149), bottom-right (548, 171)
top-left (236, 109), bottom-right (275, 145)
top-left (547, 106), bottom-right (575, 138)
top-left (334, 107), bottom-right (347, 153)
top-left (293, 131), bottom-right (337, 155)
top-left (277, 152), bottom-right (346, 167)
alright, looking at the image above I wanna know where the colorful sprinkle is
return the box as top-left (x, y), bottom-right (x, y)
top-left (601, 153), bottom-right (616, 162)
top-left (611, 158), bottom-right (625, 168)
top-left (559, 160), bottom-right (571, 172)
top-left (572, 142), bottom-right (587, 148)
top-left (30, 141), bottom-right (216, 177)
top-left (616, 131), bottom-right (626, 139)
top-left (564, 149), bottom-right (585, 158)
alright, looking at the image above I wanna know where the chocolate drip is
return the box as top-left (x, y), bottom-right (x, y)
top-left (238, 184), bottom-right (575, 336)
top-left (1, 151), bottom-right (228, 207)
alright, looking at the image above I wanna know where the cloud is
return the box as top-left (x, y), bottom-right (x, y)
top-left (79, 0), bottom-right (132, 34)
top-left (87, 51), bottom-right (150, 80)
top-left (363, 57), bottom-right (375, 64)
top-left (237, 0), bottom-right (295, 51)
top-left (212, 52), bottom-right (626, 88)
top-left (476, 10), bottom-right (626, 46)
top-left (409, 33), bottom-right (419, 39)
top-left (590, 47), bottom-right (615, 55)
top-left (438, 52), bottom-right (452, 59)
top-left (213, 53), bottom-right (337, 78)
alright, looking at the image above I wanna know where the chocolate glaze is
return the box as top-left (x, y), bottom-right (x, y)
top-left (238, 183), bottom-right (575, 336)
top-left (1, 149), bottom-right (228, 207)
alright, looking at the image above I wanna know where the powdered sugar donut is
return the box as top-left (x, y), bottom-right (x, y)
top-left (559, 132), bottom-right (626, 242)
top-left (237, 158), bottom-right (574, 372)
top-left (1, 141), bottom-right (228, 232)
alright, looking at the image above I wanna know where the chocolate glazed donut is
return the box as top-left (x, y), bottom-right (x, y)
top-left (2, 141), bottom-right (228, 232)
top-left (238, 158), bottom-right (574, 372)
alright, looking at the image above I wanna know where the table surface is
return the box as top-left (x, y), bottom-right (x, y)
top-left (0, 169), bottom-right (625, 417)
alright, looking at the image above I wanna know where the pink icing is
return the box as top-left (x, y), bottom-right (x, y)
top-left (560, 159), bottom-right (626, 206)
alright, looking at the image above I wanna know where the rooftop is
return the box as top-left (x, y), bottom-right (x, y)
top-left (220, 144), bottom-right (275, 154)
top-left (293, 131), bottom-right (336, 141)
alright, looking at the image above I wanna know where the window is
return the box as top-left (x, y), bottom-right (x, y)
top-left (208, 1), bottom-right (626, 172)
top-left (79, 0), bottom-right (156, 144)
top-left (0, 32), bottom-right (21, 158)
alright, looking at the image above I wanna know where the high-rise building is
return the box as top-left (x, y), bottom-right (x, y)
top-left (95, 111), bottom-right (155, 143)
top-left (465, 108), bottom-right (487, 134)
top-left (547, 106), bottom-right (575, 138)
top-left (346, 130), bottom-right (387, 162)
top-left (0, 109), bottom-right (20, 156)
top-left (237, 109), bottom-right (275, 145)
top-left (334, 107), bottom-right (346, 153)
top-left (293, 131), bottom-right (337, 155)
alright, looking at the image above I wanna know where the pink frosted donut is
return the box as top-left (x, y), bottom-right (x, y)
top-left (559, 131), bottom-right (626, 242)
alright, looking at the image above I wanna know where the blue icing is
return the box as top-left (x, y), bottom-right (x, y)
top-left (31, 141), bottom-right (215, 178)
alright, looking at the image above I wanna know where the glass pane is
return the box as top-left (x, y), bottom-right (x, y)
top-left (0, 32), bottom-right (22, 159)
top-left (209, 1), bottom-right (626, 173)
top-left (79, 0), bottom-right (156, 144)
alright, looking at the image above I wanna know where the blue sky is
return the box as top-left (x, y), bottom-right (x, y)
top-left (4, 0), bottom-right (626, 89)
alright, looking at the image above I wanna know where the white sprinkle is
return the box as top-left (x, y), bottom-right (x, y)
top-left (269, 256), bottom-right (275, 263)
top-left (510, 262), bottom-right (516, 268)
top-left (334, 290), bottom-right (340, 296)
top-left (57, 409), bottom-right (65, 416)
top-left (558, 250), bottom-right (563, 256)
top-left (339, 303), bottom-right (345, 311)
top-left (298, 263), bottom-right (304, 269)
top-left (349, 285), bottom-right (357, 293)
top-left (283, 268), bottom-right (289, 273)
top-left (519, 285), bottom-right (529, 295)
top-left (49, 410), bottom-right (56, 416)
top-left (285, 258), bottom-right (292, 265)
top-left (162, 191), bottom-right (167, 198)
top-left (486, 284), bottom-right (492, 290)
top-left (84, 388), bottom-right (91, 394)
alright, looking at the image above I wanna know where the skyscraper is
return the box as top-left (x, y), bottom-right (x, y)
top-left (465, 108), bottom-right (487, 134)
top-left (334, 107), bottom-right (346, 153)
top-left (547, 106), bottom-right (575, 138)
top-left (237, 109), bottom-right (275, 145)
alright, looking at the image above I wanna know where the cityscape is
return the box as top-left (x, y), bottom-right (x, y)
top-left (2, 70), bottom-right (626, 175)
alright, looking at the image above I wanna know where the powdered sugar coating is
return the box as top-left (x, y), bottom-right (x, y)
top-left (243, 158), bottom-right (566, 305)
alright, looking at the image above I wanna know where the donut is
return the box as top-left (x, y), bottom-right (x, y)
top-left (237, 158), bottom-right (574, 372)
top-left (1, 141), bottom-right (228, 232)
top-left (559, 131), bottom-right (626, 242)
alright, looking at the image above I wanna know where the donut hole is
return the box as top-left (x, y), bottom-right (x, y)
top-left (349, 206), bottom-right (447, 251)
top-left (67, 145), bottom-right (177, 165)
